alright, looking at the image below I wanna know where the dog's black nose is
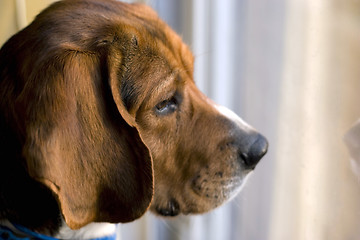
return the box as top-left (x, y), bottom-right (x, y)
top-left (240, 134), bottom-right (268, 169)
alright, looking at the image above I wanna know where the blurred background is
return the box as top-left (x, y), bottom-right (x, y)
top-left (1, 0), bottom-right (360, 239)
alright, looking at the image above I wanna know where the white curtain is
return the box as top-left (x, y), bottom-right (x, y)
top-left (270, 0), bottom-right (360, 239)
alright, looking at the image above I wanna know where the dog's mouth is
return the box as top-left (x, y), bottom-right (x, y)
top-left (151, 172), bottom-right (253, 217)
top-left (154, 198), bottom-right (181, 217)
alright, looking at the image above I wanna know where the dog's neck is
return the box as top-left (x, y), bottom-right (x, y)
top-left (0, 220), bottom-right (117, 240)
top-left (55, 221), bottom-right (117, 240)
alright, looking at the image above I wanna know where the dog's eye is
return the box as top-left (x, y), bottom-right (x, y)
top-left (155, 97), bottom-right (177, 115)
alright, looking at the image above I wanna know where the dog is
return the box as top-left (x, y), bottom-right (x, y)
top-left (0, 0), bottom-right (268, 239)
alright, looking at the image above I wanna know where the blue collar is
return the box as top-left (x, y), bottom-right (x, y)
top-left (0, 224), bottom-right (117, 240)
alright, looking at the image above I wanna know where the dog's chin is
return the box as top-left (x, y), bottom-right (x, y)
top-left (151, 172), bottom-right (253, 217)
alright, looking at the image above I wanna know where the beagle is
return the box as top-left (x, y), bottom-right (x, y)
top-left (0, 0), bottom-right (268, 239)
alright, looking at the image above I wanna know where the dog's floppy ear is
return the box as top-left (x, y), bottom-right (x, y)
top-left (23, 47), bottom-right (153, 229)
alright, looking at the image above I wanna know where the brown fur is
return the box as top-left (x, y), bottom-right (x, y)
top-left (0, 0), bottom-right (267, 235)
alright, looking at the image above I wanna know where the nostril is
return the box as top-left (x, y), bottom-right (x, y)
top-left (241, 134), bottom-right (268, 169)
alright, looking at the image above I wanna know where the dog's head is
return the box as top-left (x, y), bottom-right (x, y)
top-left (128, 28), bottom-right (268, 216)
top-left (0, 0), bottom-right (267, 230)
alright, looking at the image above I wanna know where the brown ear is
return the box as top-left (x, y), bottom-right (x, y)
top-left (24, 50), bottom-right (153, 229)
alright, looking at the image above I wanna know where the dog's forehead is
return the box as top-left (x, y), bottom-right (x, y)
top-left (124, 4), bottom-right (195, 74)
top-left (137, 27), bottom-right (194, 87)
top-left (120, 8), bottom-right (195, 99)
